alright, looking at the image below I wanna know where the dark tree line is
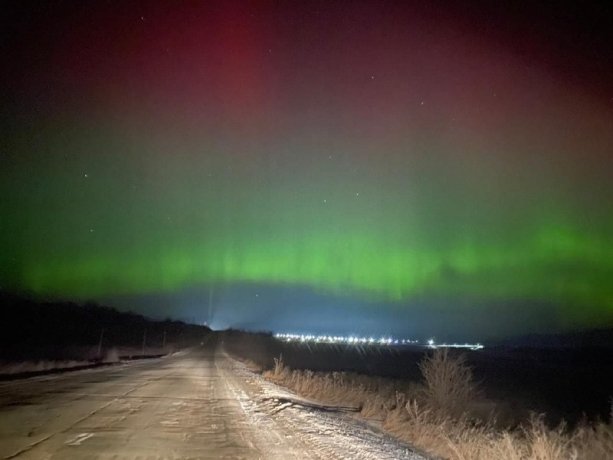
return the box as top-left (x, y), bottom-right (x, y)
top-left (0, 292), bottom-right (210, 361)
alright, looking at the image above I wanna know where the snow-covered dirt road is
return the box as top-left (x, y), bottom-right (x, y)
top-left (0, 347), bottom-right (426, 459)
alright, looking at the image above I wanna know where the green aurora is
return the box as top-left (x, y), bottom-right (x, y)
top-left (1, 2), bottom-right (612, 334)
top-left (3, 114), bottom-right (612, 318)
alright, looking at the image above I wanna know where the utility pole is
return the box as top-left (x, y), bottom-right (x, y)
top-left (97, 328), bottom-right (104, 359)
top-left (142, 329), bottom-right (147, 356)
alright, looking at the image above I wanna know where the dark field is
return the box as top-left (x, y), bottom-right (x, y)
top-left (222, 331), bottom-right (613, 426)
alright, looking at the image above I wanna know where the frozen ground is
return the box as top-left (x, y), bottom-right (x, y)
top-left (0, 346), bottom-right (426, 459)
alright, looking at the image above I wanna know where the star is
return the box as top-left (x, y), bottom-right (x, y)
top-left (323, 199), bottom-right (327, 204)
top-left (83, 173), bottom-right (88, 178)
top-left (89, 228), bottom-right (94, 233)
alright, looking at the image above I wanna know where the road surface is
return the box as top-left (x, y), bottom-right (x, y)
top-left (0, 347), bottom-right (425, 459)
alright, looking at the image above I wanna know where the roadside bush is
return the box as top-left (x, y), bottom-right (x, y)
top-left (419, 348), bottom-right (477, 418)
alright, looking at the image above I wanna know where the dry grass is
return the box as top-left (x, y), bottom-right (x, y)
top-left (262, 350), bottom-right (613, 460)
top-left (265, 354), bottom-right (422, 418)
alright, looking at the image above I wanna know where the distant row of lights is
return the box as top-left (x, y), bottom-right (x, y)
top-left (274, 333), bottom-right (418, 346)
top-left (274, 333), bottom-right (484, 350)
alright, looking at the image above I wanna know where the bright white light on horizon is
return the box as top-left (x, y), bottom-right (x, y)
top-left (274, 333), bottom-right (484, 350)
top-left (426, 337), bottom-right (484, 351)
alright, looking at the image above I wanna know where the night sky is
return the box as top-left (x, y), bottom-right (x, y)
top-left (2, 1), bottom-right (612, 340)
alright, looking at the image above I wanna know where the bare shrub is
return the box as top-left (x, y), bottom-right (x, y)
top-left (419, 348), bottom-right (477, 418)
top-left (272, 354), bottom-right (287, 378)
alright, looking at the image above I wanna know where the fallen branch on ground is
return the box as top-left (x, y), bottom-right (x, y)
top-left (262, 395), bottom-right (360, 413)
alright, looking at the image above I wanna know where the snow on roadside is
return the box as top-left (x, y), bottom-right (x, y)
top-left (0, 359), bottom-right (93, 375)
top-left (224, 352), bottom-right (428, 460)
